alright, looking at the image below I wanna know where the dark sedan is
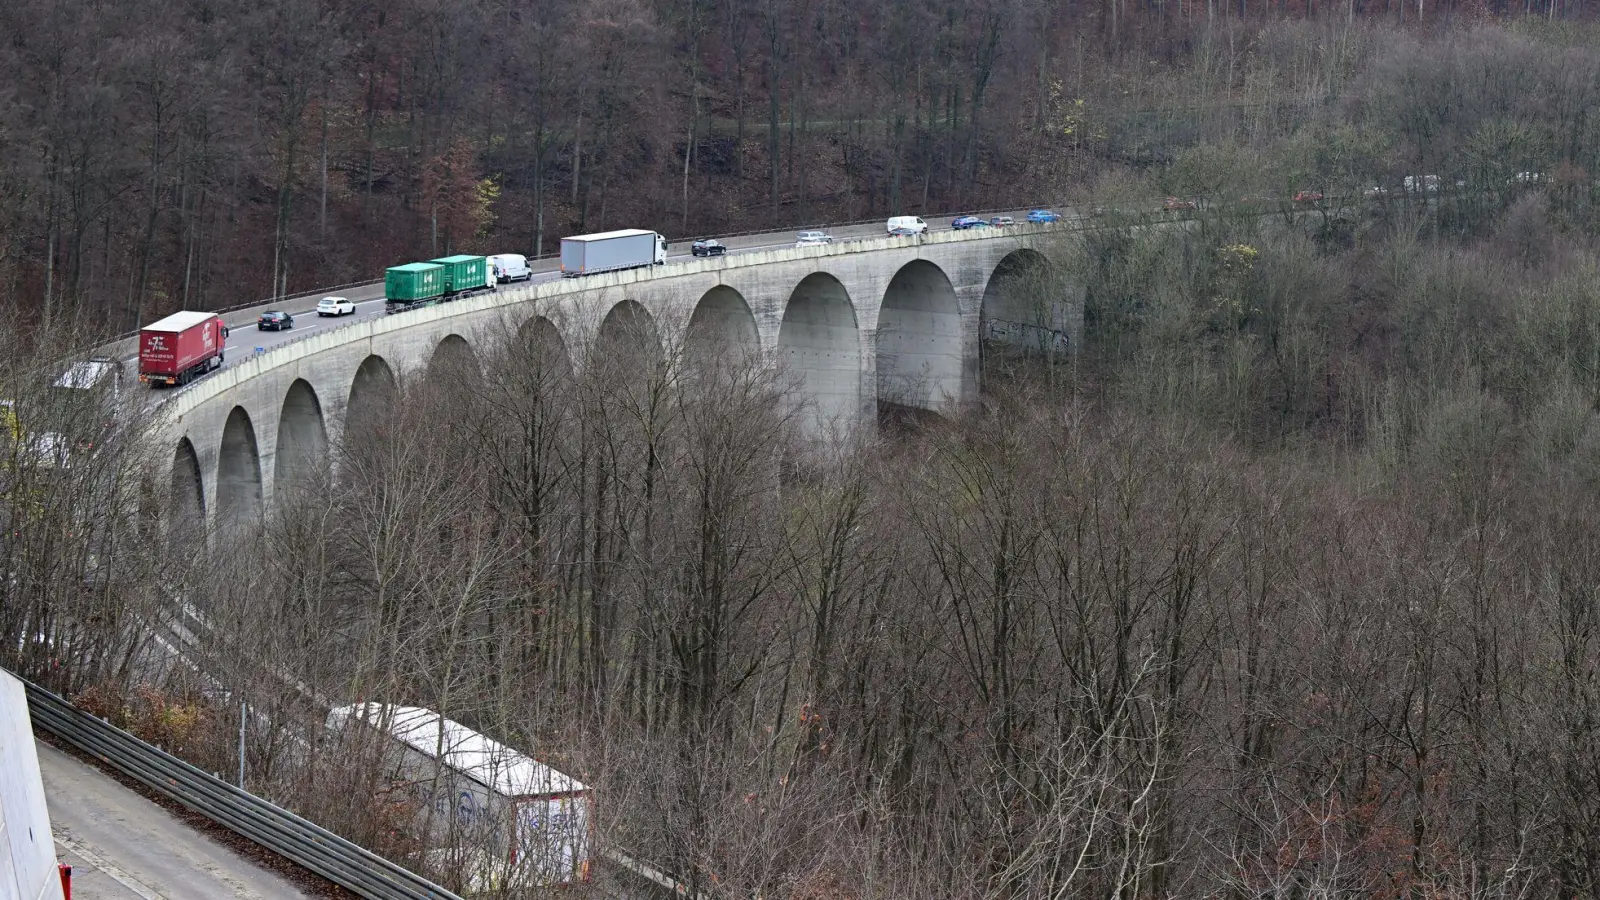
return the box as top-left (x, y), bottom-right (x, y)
top-left (258, 310), bottom-right (294, 331)
top-left (692, 239), bottom-right (727, 257)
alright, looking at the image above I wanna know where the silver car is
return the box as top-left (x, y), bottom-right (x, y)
top-left (796, 230), bottom-right (833, 247)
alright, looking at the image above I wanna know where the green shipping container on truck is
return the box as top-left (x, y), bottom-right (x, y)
top-left (386, 262), bottom-right (445, 302)
top-left (428, 255), bottom-right (487, 293)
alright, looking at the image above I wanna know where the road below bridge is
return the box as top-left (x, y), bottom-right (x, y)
top-left (37, 739), bottom-right (318, 899)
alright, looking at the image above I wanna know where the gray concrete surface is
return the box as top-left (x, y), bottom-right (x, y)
top-left (36, 740), bottom-right (312, 899)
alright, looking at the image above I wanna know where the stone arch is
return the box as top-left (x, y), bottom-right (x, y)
top-left (687, 285), bottom-right (760, 356)
top-left (877, 259), bottom-right (962, 414)
top-left (516, 315), bottom-right (575, 377)
top-left (216, 406), bottom-right (263, 528)
top-left (274, 379), bottom-right (329, 500)
top-left (593, 299), bottom-right (663, 376)
top-left (686, 285), bottom-right (761, 383)
top-left (170, 436), bottom-right (205, 536)
top-left (429, 333), bottom-right (482, 385)
top-left (980, 249), bottom-right (1069, 367)
top-left (777, 273), bottom-right (861, 438)
top-left (346, 354), bottom-right (397, 439)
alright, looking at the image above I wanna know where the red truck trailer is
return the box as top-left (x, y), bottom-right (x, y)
top-left (139, 311), bottom-right (227, 387)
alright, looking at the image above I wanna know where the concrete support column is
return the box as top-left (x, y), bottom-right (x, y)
top-left (953, 283), bottom-right (986, 410)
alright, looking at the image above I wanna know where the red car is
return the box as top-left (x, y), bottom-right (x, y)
top-left (1293, 190), bottom-right (1325, 203)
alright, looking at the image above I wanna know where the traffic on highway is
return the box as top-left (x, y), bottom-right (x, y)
top-left (125, 206), bottom-right (1083, 384)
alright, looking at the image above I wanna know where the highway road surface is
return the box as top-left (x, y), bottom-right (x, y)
top-left (37, 739), bottom-right (316, 899)
top-left (124, 207), bottom-right (1082, 386)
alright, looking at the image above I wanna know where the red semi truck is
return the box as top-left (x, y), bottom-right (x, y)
top-left (139, 311), bottom-right (228, 387)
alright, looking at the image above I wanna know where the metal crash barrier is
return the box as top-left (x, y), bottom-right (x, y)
top-left (19, 675), bottom-right (462, 900)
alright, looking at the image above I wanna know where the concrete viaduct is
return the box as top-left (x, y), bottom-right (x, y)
top-left (155, 227), bottom-right (1080, 529)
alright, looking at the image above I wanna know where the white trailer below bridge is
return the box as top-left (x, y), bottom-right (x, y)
top-left (326, 703), bottom-right (592, 891)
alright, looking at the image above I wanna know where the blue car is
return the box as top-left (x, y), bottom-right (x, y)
top-left (1027, 209), bottom-right (1062, 224)
top-left (951, 216), bottom-right (985, 230)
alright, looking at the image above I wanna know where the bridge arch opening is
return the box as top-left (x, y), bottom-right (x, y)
top-left (516, 315), bottom-right (574, 378)
top-left (217, 406), bottom-right (263, 529)
top-left (686, 285), bottom-right (760, 384)
top-left (346, 354), bottom-right (397, 440)
top-left (778, 273), bottom-right (861, 439)
top-left (484, 314), bottom-right (580, 500)
top-left (499, 315), bottom-right (576, 407)
top-left (170, 436), bottom-right (205, 546)
top-left (980, 249), bottom-right (1069, 375)
top-left (878, 259), bottom-right (962, 416)
top-left (429, 334), bottom-right (483, 388)
top-left (593, 299), bottom-right (663, 379)
top-left (274, 379), bottom-right (329, 501)
top-left (687, 286), bottom-right (759, 356)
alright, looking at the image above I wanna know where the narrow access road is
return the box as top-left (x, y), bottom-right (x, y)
top-left (37, 739), bottom-right (315, 899)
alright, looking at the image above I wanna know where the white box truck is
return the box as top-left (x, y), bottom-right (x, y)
top-left (560, 229), bottom-right (667, 277)
top-left (326, 703), bottom-right (593, 889)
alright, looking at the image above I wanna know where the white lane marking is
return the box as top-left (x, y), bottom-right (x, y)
top-left (55, 831), bottom-right (170, 900)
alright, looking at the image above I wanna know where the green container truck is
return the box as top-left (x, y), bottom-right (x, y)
top-left (385, 262), bottom-right (445, 314)
top-left (428, 255), bottom-right (490, 296)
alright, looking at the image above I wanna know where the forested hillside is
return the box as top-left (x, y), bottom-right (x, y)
top-left (3, 0), bottom-right (1598, 337)
top-left (17, 6), bottom-right (1600, 898)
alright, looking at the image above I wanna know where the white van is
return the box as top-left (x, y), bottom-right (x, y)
top-left (488, 253), bottom-right (533, 283)
top-left (886, 216), bottom-right (928, 236)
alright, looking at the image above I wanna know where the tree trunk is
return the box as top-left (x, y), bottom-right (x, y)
top-left (682, 87), bottom-right (696, 234)
top-left (1035, 48), bottom-right (1048, 132)
top-left (571, 111), bottom-right (583, 207)
top-left (795, 72), bottom-right (808, 222)
top-left (965, 14), bottom-right (1003, 191)
top-left (364, 58), bottom-right (379, 217)
top-left (183, 185), bottom-right (204, 309)
top-left (320, 100), bottom-right (329, 240)
top-left (768, 38), bottom-right (781, 211)
top-left (272, 134), bottom-right (299, 300)
top-left (134, 137), bottom-right (163, 330)
top-left (533, 131), bottom-right (546, 258)
top-left (890, 115), bottom-right (905, 214)
top-left (42, 149), bottom-right (58, 329)
top-left (786, 67), bottom-right (796, 187)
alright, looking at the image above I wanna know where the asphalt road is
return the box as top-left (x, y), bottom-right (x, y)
top-left (37, 740), bottom-right (314, 899)
top-left (127, 207), bottom-right (1080, 384)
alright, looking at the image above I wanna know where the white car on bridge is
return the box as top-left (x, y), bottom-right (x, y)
top-left (316, 297), bottom-right (355, 317)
